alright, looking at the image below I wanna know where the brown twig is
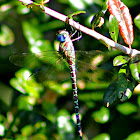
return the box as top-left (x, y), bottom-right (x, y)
top-left (20, 0), bottom-right (140, 57)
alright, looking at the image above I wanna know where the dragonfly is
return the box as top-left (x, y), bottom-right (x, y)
top-left (9, 30), bottom-right (112, 139)
top-left (57, 30), bottom-right (83, 139)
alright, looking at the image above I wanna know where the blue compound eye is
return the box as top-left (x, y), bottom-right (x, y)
top-left (57, 33), bottom-right (67, 42)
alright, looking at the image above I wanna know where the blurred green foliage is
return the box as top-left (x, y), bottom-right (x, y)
top-left (0, 0), bottom-right (140, 139)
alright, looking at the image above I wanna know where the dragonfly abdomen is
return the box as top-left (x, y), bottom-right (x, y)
top-left (57, 29), bottom-right (83, 139)
top-left (69, 63), bottom-right (83, 139)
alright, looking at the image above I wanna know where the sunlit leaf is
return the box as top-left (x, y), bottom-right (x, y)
top-left (17, 3), bottom-right (31, 14)
top-left (0, 124), bottom-right (5, 136)
top-left (30, 134), bottom-right (48, 140)
top-left (34, 121), bottom-right (46, 129)
top-left (29, 40), bottom-right (53, 53)
top-left (9, 68), bottom-right (43, 98)
top-left (0, 25), bottom-right (15, 46)
top-left (17, 96), bottom-right (33, 111)
top-left (116, 102), bottom-right (137, 115)
top-left (56, 110), bottom-right (75, 140)
top-left (21, 125), bottom-right (33, 136)
top-left (92, 133), bottom-right (110, 140)
top-left (129, 61), bottom-right (140, 82)
top-left (134, 14), bottom-right (140, 30)
top-left (22, 21), bottom-right (43, 46)
top-left (113, 55), bottom-right (130, 66)
top-left (92, 106), bottom-right (110, 123)
top-left (68, 0), bottom-right (86, 10)
top-left (119, 80), bottom-right (135, 102)
top-left (10, 77), bottom-right (26, 94)
top-left (125, 131), bottom-right (140, 140)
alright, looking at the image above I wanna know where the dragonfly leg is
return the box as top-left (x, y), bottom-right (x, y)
top-left (70, 29), bottom-right (77, 38)
top-left (70, 29), bottom-right (82, 42)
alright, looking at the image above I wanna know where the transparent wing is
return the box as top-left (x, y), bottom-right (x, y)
top-left (9, 50), bottom-right (60, 68)
top-left (9, 51), bottom-right (71, 86)
top-left (75, 50), bottom-right (113, 83)
top-left (9, 50), bottom-right (113, 87)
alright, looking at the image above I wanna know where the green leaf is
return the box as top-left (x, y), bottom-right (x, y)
top-left (0, 124), bottom-right (5, 136)
top-left (14, 135), bottom-right (27, 140)
top-left (103, 82), bottom-right (119, 107)
top-left (0, 25), bottom-right (15, 46)
top-left (42, 102), bottom-right (57, 123)
top-left (129, 54), bottom-right (140, 82)
top-left (91, 0), bottom-right (108, 29)
top-left (17, 3), bottom-right (31, 14)
top-left (10, 77), bottom-right (26, 94)
top-left (118, 64), bottom-right (127, 74)
top-left (116, 73), bottom-right (128, 99)
top-left (0, 82), bottom-right (13, 107)
top-left (56, 110), bottom-right (75, 140)
top-left (69, 0), bottom-right (86, 10)
top-left (129, 62), bottom-right (140, 82)
top-left (116, 102), bottom-right (137, 115)
top-left (103, 73), bottom-right (133, 107)
top-left (119, 87), bottom-right (132, 102)
top-left (134, 14), bottom-right (140, 30)
top-left (17, 96), bottom-right (33, 111)
top-left (109, 15), bottom-right (119, 42)
top-left (92, 106), bottom-right (110, 123)
top-left (113, 55), bottom-right (130, 66)
top-left (9, 68), bottom-right (43, 98)
top-left (22, 21), bottom-right (43, 46)
top-left (126, 131), bottom-right (140, 140)
top-left (137, 62), bottom-right (140, 73)
top-left (29, 40), bottom-right (53, 53)
top-left (119, 80), bottom-right (135, 102)
top-left (92, 133), bottom-right (110, 140)
top-left (30, 134), bottom-right (48, 140)
top-left (21, 125), bottom-right (33, 136)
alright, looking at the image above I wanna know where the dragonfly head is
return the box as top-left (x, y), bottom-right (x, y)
top-left (56, 30), bottom-right (69, 42)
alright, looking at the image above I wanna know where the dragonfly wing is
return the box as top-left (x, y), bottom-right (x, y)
top-left (27, 64), bottom-right (71, 87)
top-left (10, 50), bottom-right (113, 87)
top-left (10, 51), bottom-right (71, 87)
top-left (75, 50), bottom-right (113, 83)
top-left (9, 51), bottom-right (60, 68)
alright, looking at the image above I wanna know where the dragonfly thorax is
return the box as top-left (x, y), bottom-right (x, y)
top-left (57, 30), bottom-right (76, 61)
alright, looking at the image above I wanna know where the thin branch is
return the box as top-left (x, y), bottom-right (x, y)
top-left (20, 0), bottom-right (140, 56)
